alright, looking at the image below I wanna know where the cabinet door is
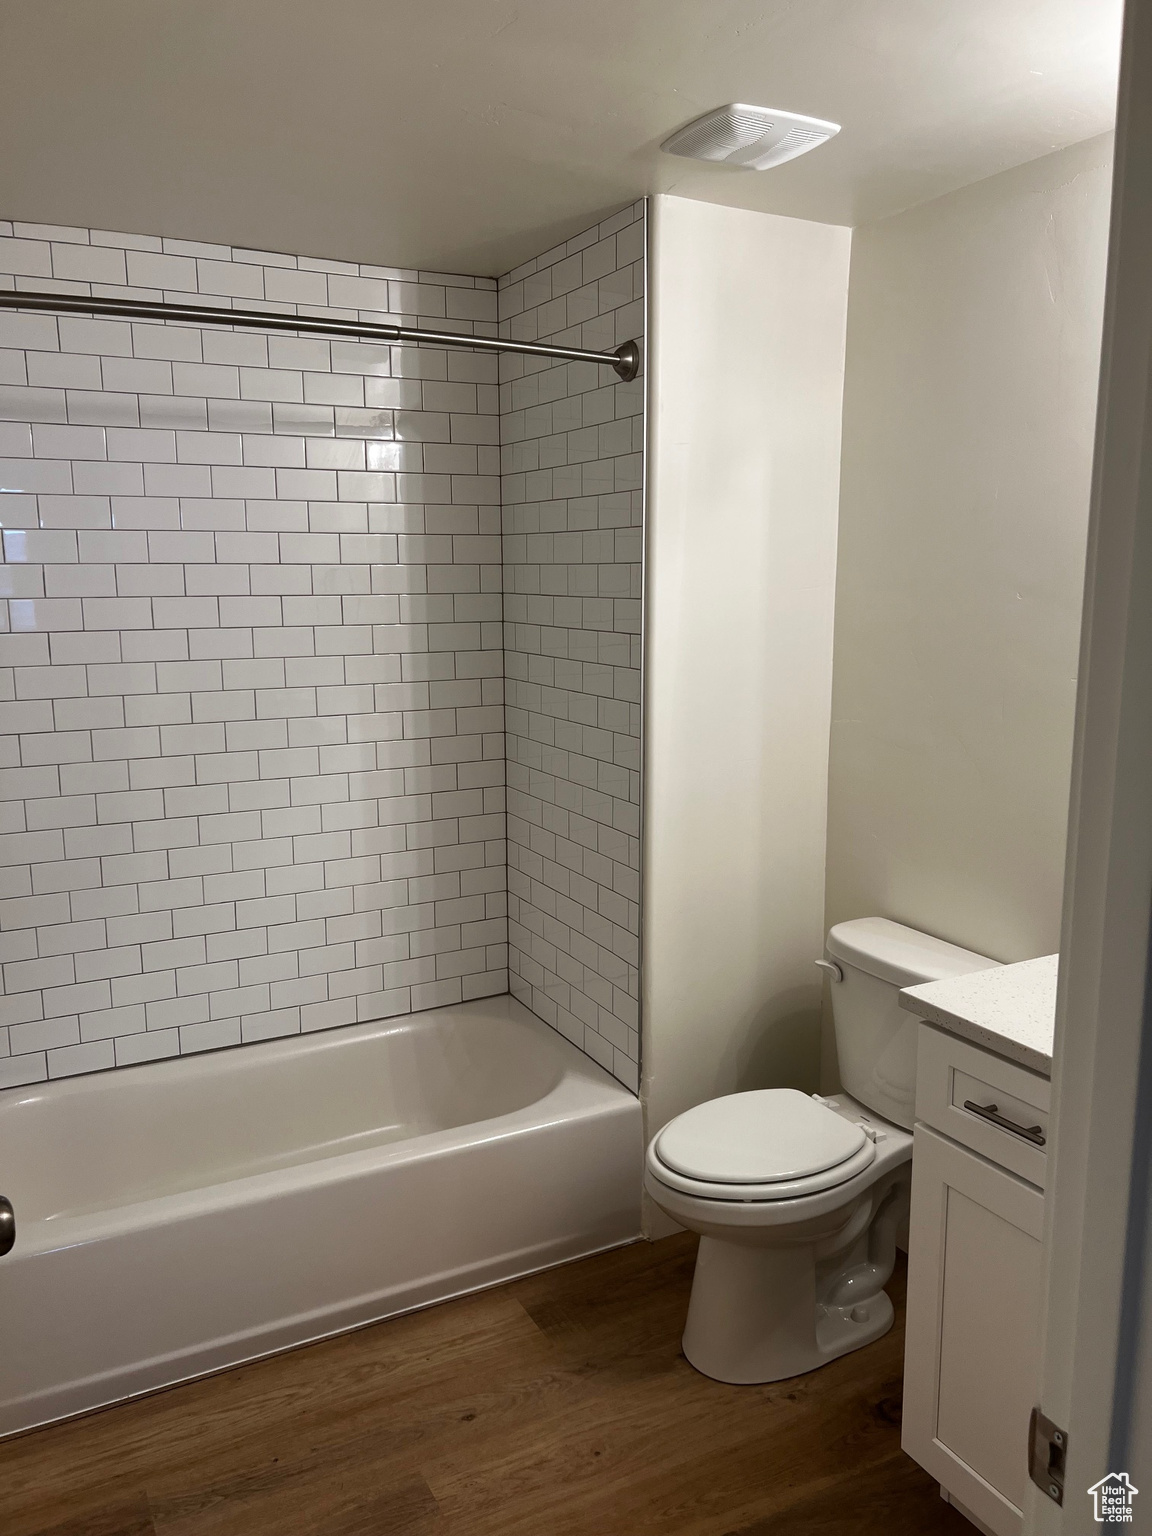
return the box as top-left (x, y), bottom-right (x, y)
top-left (902, 1123), bottom-right (1044, 1536)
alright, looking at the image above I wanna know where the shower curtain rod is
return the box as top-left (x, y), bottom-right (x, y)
top-left (0, 289), bottom-right (642, 382)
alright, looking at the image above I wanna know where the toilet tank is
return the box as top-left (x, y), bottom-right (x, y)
top-left (825, 918), bottom-right (998, 1129)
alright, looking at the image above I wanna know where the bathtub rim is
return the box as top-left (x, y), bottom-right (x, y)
top-left (18, 1070), bottom-right (632, 1253)
top-left (1, 995), bottom-right (638, 1252)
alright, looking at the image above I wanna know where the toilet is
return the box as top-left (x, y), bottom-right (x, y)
top-left (645, 917), bottom-right (998, 1384)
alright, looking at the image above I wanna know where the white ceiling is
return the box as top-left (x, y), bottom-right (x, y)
top-left (0, 0), bottom-right (1123, 277)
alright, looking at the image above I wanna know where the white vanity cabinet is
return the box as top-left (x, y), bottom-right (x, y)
top-left (902, 1022), bottom-right (1050, 1536)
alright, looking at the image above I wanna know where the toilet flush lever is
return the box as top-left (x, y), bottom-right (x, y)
top-left (0, 1195), bottom-right (13, 1256)
top-left (815, 960), bottom-right (843, 983)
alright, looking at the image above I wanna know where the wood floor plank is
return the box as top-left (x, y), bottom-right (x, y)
top-left (151, 1466), bottom-right (446, 1536)
top-left (728, 1449), bottom-right (974, 1533)
top-left (17, 1490), bottom-right (155, 1536)
top-left (420, 1242), bottom-right (919, 1536)
top-left (2, 1291), bottom-right (550, 1528)
top-left (1, 1235), bottom-right (958, 1536)
top-left (421, 1339), bottom-right (909, 1535)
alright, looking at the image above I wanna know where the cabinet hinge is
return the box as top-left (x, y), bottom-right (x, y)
top-left (1029, 1406), bottom-right (1067, 1505)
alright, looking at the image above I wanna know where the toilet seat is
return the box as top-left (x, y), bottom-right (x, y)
top-left (648, 1088), bottom-right (879, 1203)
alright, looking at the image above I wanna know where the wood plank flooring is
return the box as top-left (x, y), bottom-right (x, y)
top-left (2, 1235), bottom-right (972, 1535)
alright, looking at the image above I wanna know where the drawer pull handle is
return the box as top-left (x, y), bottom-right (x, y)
top-left (963, 1099), bottom-right (1046, 1146)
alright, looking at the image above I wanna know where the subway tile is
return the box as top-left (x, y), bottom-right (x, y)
top-left (0, 313), bottom-right (60, 351)
top-left (67, 388), bottom-right (140, 427)
top-left (327, 273), bottom-right (392, 312)
top-left (239, 366), bottom-right (303, 404)
top-left (179, 1016), bottom-right (241, 1053)
top-left (29, 351), bottom-right (103, 391)
top-left (203, 330), bottom-right (267, 368)
top-left (208, 398), bottom-right (273, 434)
top-left (132, 322), bottom-right (202, 362)
top-left (196, 259), bottom-right (264, 300)
top-left (0, 455), bottom-right (73, 492)
top-left (0, 1052), bottom-right (47, 1086)
top-left (126, 250), bottom-right (198, 292)
top-left (115, 1029), bottom-right (179, 1065)
top-left (71, 460), bottom-right (142, 496)
top-left (52, 242), bottom-right (127, 285)
top-left (0, 239), bottom-right (52, 278)
top-left (163, 237), bottom-right (231, 260)
top-left (0, 209), bottom-right (644, 1081)
top-left (59, 316), bottom-right (133, 357)
top-left (0, 385), bottom-right (67, 426)
top-left (101, 355), bottom-right (173, 394)
top-left (145, 462), bottom-right (211, 496)
top-left (264, 266), bottom-right (328, 306)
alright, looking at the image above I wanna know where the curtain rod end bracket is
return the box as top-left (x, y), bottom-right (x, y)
top-left (613, 339), bottom-right (641, 382)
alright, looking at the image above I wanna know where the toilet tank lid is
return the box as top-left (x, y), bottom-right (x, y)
top-left (826, 917), bottom-right (999, 988)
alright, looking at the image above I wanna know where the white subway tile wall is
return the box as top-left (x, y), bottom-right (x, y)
top-left (499, 202), bottom-right (645, 1091)
top-left (0, 220), bottom-right (509, 1086)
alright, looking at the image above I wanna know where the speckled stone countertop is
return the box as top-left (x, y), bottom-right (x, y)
top-left (899, 953), bottom-right (1058, 1076)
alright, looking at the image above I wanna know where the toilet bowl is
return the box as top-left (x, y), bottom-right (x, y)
top-left (647, 917), bottom-right (998, 1385)
top-left (646, 1089), bottom-right (912, 1383)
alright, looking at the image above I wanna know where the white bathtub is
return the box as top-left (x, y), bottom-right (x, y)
top-left (0, 996), bottom-right (643, 1437)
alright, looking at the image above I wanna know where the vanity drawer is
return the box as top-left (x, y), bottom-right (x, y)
top-left (915, 1022), bottom-right (1050, 1188)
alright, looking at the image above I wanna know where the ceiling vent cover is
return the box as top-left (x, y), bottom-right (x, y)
top-left (661, 104), bottom-right (840, 171)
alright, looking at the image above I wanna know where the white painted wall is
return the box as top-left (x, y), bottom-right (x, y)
top-left (826, 136), bottom-right (1113, 988)
top-left (642, 196), bottom-right (851, 1190)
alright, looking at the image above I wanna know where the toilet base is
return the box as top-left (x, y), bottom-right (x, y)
top-left (681, 1232), bottom-right (896, 1385)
